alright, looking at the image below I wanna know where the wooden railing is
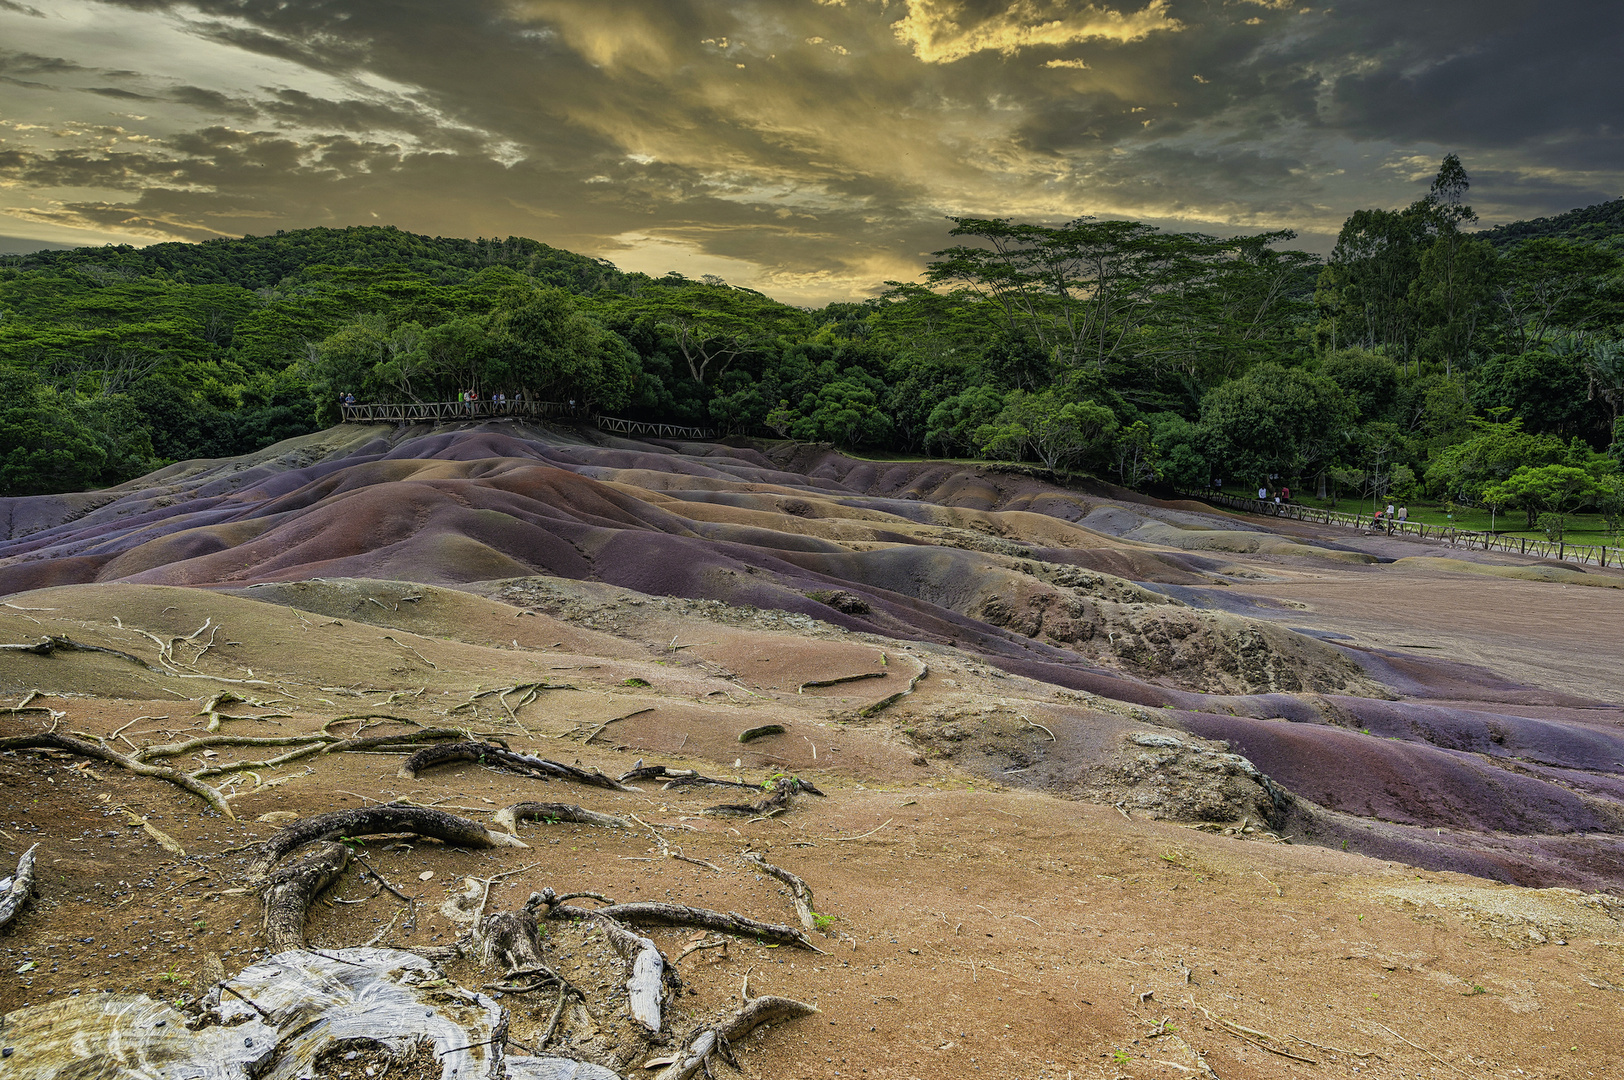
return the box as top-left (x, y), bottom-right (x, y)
top-left (338, 400), bottom-right (715, 440)
top-left (1180, 490), bottom-right (1623, 569)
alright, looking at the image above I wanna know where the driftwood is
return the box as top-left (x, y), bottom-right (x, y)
top-left (736, 724), bottom-right (785, 743)
top-left (0, 843), bottom-right (40, 930)
top-left (707, 776), bottom-right (824, 817)
top-left (261, 841), bottom-right (351, 951)
top-left (591, 900), bottom-right (819, 951)
top-left (0, 732), bottom-right (235, 820)
top-left (494, 802), bottom-right (634, 834)
top-left (534, 889), bottom-right (672, 1034)
top-left (398, 741), bottom-right (633, 790)
top-left (653, 996), bottom-right (819, 1080)
top-left (743, 852), bottom-right (818, 932)
top-left (249, 803), bottom-right (525, 877)
top-left (857, 657), bottom-right (928, 717)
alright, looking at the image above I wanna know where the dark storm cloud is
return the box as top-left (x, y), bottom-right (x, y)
top-left (1, 0), bottom-right (1619, 299)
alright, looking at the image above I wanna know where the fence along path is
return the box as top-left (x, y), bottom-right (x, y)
top-left (338, 399), bottom-right (716, 440)
top-left (1182, 489), bottom-right (1623, 570)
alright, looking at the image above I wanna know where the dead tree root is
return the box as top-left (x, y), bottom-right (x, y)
top-left (0, 732), bottom-right (235, 819)
top-left (654, 996), bottom-right (819, 1080)
top-left (743, 852), bottom-right (818, 932)
top-left (0, 843), bottom-right (40, 930)
top-left (261, 841), bottom-right (351, 952)
top-left (494, 802), bottom-right (634, 834)
top-left (707, 776), bottom-right (824, 817)
top-left (532, 889), bottom-right (673, 1034)
top-left (249, 803), bottom-right (525, 877)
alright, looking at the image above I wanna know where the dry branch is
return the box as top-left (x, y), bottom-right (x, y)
top-left (494, 802), bottom-right (634, 834)
top-left (1, 635), bottom-right (159, 669)
top-left (249, 803), bottom-right (525, 877)
top-left (261, 841), bottom-right (351, 951)
top-left (743, 852), bottom-right (818, 932)
top-left (0, 732), bottom-right (235, 819)
top-left (581, 707), bottom-right (653, 745)
top-left (0, 843), bottom-right (39, 931)
top-left (619, 764), bottom-right (757, 790)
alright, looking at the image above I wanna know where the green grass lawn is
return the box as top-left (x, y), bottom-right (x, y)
top-left (1213, 486), bottom-right (1621, 546)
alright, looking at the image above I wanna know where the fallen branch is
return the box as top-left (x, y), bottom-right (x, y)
top-left (249, 803), bottom-right (525, 877)
top-left (0, 843), bottom-right (39, 931)
top-left (654, 996), bottom-right (819, 1080)
top-left (828, 819), bottom-right (892, 842)
top-left (737, 724), bottom-right (786, 743)
top-left (494, 802), bottom-right (634, 835)
top-left (743, 852), bottom-right (818, 932)
top-left (857, 659), bottom-right (927, 718)
top-left (397, 742), bottom-right (633, 790)
top-left (0, 732), bottom-right (234, 820)
top-left (261, 841), bottom-right (351, 951)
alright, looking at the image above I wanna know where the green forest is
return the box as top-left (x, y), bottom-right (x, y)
top-left (3, 156), bottom-right (1623, 538)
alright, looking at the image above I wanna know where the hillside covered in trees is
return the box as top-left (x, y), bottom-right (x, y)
top-left (3, 157), bottom-right (1622, 536)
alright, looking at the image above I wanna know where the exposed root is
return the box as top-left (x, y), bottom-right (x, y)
top-left (653, 996), bottom-right (819, 1080)
top-left (0, 843), bottom-right (39, 930)
top-left (398, 741), bottom-right (633, 790)
top-left (737, 724), bottom-right (786, 743)
top-left (799, 671), bottom-right (886, 693)
top-left (480, 908), bottom-right (573, 993)
top-left (707, 776), bottom-right (825, 818)
top-left (261, 841), bottom-right (351, 951)
top-left (743, 852), bottom-right (818, 932)
top-left (0, 731), bottom-right (235, 820)
top-left (494, 802), bottom-right (634, 834)
top-left (582, 900), bottom-right (819, 951)
top-left (1, 635), bottom-right (160, 670)
top-left (857, 657), bottom-right (928, 718)
top-left (249, 803), bottom-right (526, 878)
top-left (533, 889), bottom-right (673, 1034)
top-left (619, 764), bottom-right (757, 790)
top-left (582, 707), bottom-right (654, 745)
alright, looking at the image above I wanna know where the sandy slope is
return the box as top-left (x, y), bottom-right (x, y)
top-left (2, 423), bottom-right (1623, 1077)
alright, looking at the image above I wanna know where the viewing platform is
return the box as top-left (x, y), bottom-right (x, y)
top-left (338, 399), bottom-right (716, 441)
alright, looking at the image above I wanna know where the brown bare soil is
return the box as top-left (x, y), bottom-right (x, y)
top-left (1, 424), bottom-right (1622, 1078)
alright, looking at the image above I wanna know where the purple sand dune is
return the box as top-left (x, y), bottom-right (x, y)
top-left (5, 422), bottom-right (1623, 891)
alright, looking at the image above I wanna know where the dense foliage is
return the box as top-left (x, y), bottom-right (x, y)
top-left (4, 166), bottom-right (1624, 536)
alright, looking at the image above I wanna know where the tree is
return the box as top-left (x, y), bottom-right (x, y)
top-left (0, 368), bottom-right (107, 495)
top-left (1199, 364), bottom-right (1352, 485)
top-left (974, 388), bottom-right (1118, 473)
top-left (1112, 420), bottom-right (1160, 488)
top-left (1485, 464), bottom-right (1601, 529)
top-left (924, 386), bottom-right (1005, 456)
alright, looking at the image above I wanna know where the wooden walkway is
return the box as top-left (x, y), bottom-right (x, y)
top-left (338, 400), bottom-right (716, 441)
top-left (1182, 489), bottom-right (1623, 570)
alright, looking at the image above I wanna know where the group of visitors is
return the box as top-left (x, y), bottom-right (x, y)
top-left (1257, 483), bottom-right (1290, 507)
top-left (1372, 503), bottom-right (1408, 531)
top-left (458, 389), bottom-right (524, 414)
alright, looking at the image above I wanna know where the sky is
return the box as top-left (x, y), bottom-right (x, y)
top-left (1, 0), bottom-right (1620, 304)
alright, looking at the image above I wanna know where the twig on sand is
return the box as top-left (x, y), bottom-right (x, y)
top-left (1375, 1023), bottom-right (1471, 1077)
top-left (827, 818), bottom-right (892, 842)
top-left (583, 707), bottom-right (654, 746)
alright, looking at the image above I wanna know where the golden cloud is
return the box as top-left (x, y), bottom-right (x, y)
top-left (892, 0), bottom-right (1184, 64)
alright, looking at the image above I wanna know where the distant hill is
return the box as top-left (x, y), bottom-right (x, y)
top-left (1478, 196), bottom-right (1624, 249)
top-left (7, 224), bottom-right (629, 293)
